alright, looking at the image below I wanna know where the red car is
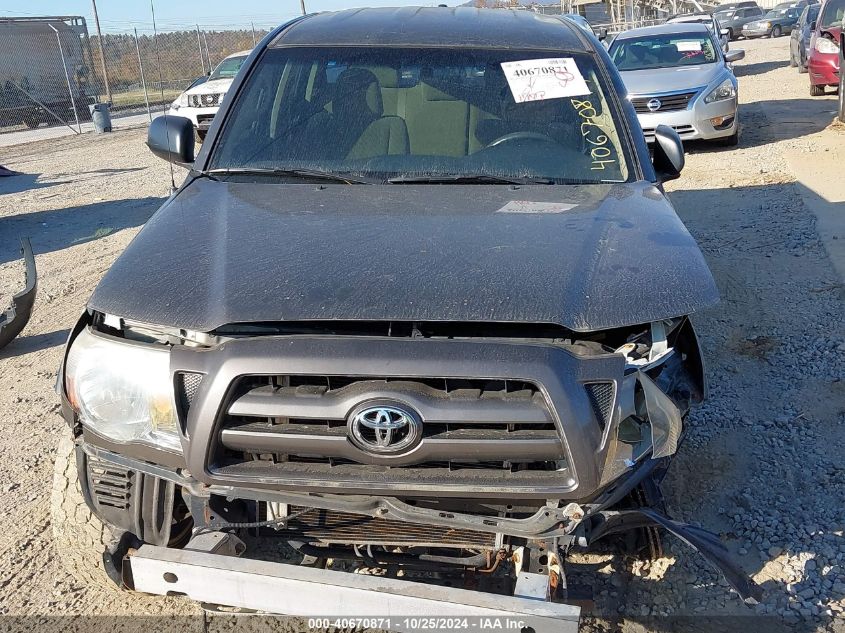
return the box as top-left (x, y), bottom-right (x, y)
top-left (808, 0), bottom-right (843, 95)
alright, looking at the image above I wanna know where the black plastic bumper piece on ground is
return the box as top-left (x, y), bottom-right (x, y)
top-left (587, 507), bottom-right (763, 605)
top-left (0, 237), bottom-right (37, 349)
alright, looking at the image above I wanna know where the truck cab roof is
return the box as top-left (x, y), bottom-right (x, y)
top-left (272, 7), bottom-right (590, 51)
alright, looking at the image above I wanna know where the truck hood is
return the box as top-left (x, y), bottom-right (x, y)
top-left (88, 179), bottom-right (718, 333)
top-left (186, 77), bottom-right (234, 96)
top-left (619, 64), bottom-right (726, 95)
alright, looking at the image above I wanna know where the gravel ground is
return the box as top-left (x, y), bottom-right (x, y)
top-left (0, 36), bottom-right (843, 632)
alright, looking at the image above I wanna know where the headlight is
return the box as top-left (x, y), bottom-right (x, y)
top-left (65, 327), bottom-right (180, 451)
top-left (704, 77), bottom-right (737, 103)
top-left (815, 36), bottom-right (840, 54)
top-left (762, 21), bottom-right (771, 28)
top-left (171, 93), bottom-right (189, 110)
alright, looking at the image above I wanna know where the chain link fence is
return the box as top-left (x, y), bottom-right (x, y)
top-left (0, 15), bottom-right (274, 135)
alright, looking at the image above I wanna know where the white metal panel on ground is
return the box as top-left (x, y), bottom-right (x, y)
top-left (128, 545), bottom-right (581, 633)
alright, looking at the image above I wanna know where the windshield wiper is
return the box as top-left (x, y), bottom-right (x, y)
top-left (387, 174), bottom-right (549, 185)
top-left (205, 167), bottom-right (374, 184)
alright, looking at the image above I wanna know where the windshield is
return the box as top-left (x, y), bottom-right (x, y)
top-left (209, 47), bottom-right (630, 184)
top-left (610, 34), bottom-right (719, 70)
top-left (209, 55), bottom-right (248, 81)
top-left (715, 10), bottom-right (736, 19)
top-left (820, 0), bottom-right (845, 28)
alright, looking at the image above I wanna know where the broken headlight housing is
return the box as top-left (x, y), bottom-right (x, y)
top-left (65, 327), bottom-right (180, 452)
top-left (598, 319), bottom-right (698, 486)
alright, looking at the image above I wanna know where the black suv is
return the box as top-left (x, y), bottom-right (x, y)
top-left (53, 7), bottom-right (760, 623)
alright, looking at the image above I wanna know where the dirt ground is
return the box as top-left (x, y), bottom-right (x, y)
top-left (0, 36), bottom-right (843, 632)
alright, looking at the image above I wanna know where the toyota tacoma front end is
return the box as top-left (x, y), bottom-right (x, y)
top-left (52, 7), bottom-right (760, 627)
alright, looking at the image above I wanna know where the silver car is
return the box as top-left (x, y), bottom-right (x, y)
top-left (609, 23), bottom-right (745, 146)
top-left (665, 12), bottom-right (731, 52)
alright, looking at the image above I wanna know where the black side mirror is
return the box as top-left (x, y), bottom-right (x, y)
top-left (725, 49), bottom-right (746, 63)
top-left (146, 115), bottom-right (195, 166)
top-left (652, 124), bottom-right (684, 183)
top-left (598, 27), bottom-right (608, 41)
top-left (810, 20), bottom-right (816, 29)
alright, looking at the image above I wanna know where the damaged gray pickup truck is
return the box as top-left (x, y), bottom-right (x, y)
top-left (53, 7), bottom-right (761, 629)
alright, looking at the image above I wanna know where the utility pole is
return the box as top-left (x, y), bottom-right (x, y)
top-left (300, 0), bottom-right (307, 15)
top-left (90, 0), bottom-right (112, 103)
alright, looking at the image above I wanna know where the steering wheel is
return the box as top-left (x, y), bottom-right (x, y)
top-left (486, 131), bottom-right (559, 148)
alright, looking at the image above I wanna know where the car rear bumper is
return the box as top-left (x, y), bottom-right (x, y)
top-left (808, 50), bottom-right (839, 85)
top-left (636, 97), bottom-right (738, 142)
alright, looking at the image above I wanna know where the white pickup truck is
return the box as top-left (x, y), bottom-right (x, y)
top-left (168, 50), bottom-right (250, 139)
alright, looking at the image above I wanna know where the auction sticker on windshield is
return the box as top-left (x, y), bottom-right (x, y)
top-left (676, 41), bottom-right (702, 52)
top-left (500, 58), bottom-right (590, 103)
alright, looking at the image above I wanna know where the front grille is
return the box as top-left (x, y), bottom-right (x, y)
top-left (584, 381), bottom-right (615, 430)
top-left (86, 458), bottom-right (133, 510)
top-left (631, 90), bottom-right (699, 113)
top-left (642, 124), bottom-right (696, 141)
top-left (175, 371), bottom-right (203, 432)
top-left (274, 506), bottom-right (495, 548)
top-left (212, 375), bottom-right (567, 483)
top-left (189, 93), bottom-right (222, 108)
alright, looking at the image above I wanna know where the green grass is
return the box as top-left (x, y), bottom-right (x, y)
top-left (108, 88), bottom-right (183, 109)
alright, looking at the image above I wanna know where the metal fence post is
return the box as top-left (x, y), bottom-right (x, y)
top-left (203, 31), bottom-right (211, 71)
top-left (251, 22), bottom-right (256, 46)
top-left (134, 28), bottom-right (152, 121)
top-left (196, 24), bottom-right (206, 75)
top-left (48, 24), bottom-right (82, 133)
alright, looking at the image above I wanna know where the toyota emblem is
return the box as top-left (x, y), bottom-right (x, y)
top-left (646, 98), bottom-right (662, 112)
top-left (348, 402), bottom-right (422, 455)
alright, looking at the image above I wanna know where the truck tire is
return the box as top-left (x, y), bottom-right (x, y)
top-left (810, 83), bottom-right (825, 96)
top-left (772, 25), bottom-right (782, 38)
top-left (51, 436), bottom-right (122, 592)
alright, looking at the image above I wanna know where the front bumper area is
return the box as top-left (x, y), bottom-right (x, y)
top-left (83, 441), bottom-right (762, 611)
top-left (742, 25), bottom-right (773, 38)
top-left (79, 442), bottom-right (587, 540)
top-left (637, 96), bottom-right (738, 142)
top-left (166, 105), bottom-right (219, 130)
top-left (126, 535), bottom-right (581, 632)
top-left (808, 50), bottom-right (840, 86)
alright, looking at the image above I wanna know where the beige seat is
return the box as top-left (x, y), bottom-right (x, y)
top-left (403, 81), bottom-right (470, 157)
top-left (331, 68), bottom-right (409, 160)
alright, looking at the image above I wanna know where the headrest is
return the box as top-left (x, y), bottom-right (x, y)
top-left (363, 66), bottom-right (399, 89)
top-left (335, 68), bottom-right (383, 118)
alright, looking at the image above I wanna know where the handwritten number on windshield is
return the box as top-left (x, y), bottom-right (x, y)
top-left (571, 98), bottom-right (616, 171)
